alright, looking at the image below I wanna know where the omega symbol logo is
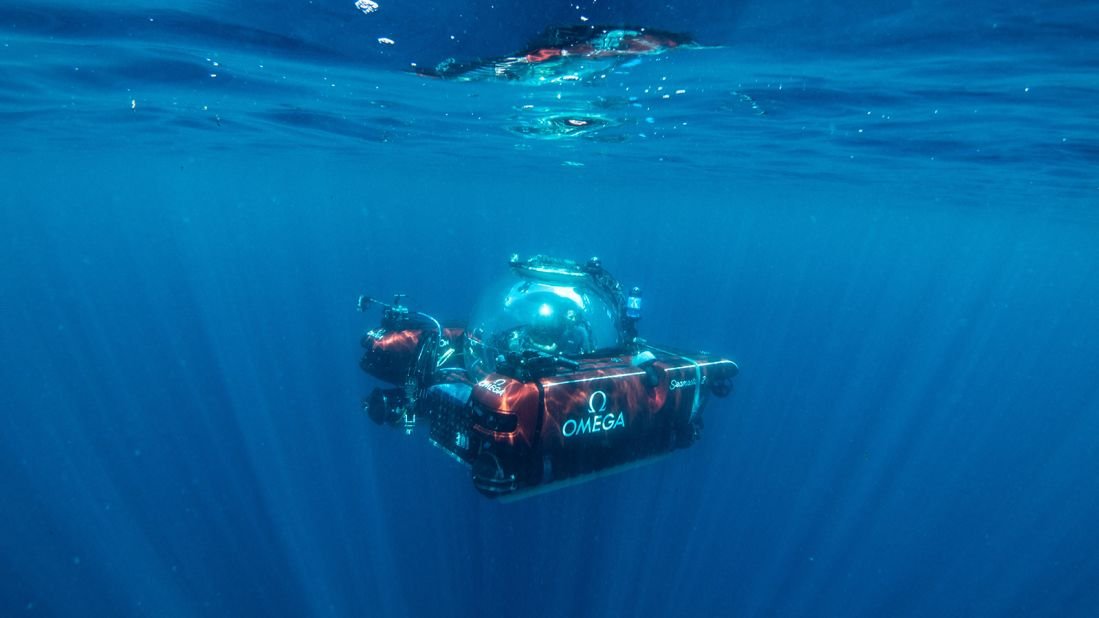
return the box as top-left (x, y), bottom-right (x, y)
top-left (588, 391), bottom-right (607, 414)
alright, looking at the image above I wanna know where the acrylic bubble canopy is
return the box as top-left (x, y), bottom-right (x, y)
top-left (464, 266), bottom-right (623, 373)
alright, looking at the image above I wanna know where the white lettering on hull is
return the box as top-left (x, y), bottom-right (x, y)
top-left (476, 378), bottom-right (507, 396)
top-left (561, 390), bottom-right (627, 438)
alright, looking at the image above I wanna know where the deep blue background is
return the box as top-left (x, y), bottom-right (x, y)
top-left (2, 0), bottom-right (1099, 616)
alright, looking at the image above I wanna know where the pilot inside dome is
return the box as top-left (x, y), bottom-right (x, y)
top-left (505, 300), bottom-right (591, 356)
top-left (466, 276), bottom-right (620, 372)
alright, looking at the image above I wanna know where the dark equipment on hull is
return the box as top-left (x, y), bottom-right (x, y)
top-left (358, 255), bottom-right (738, 499)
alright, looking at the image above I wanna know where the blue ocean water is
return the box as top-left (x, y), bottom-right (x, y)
top-left (2, 0), bottom-right (1098, 615)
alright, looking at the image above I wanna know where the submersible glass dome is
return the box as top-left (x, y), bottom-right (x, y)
top-left (464, 264), bottom-right (623, 373)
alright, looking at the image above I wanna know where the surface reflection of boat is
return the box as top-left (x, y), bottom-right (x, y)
top-left (358, 254), bottom-right (738, 499)
top-left (415, 25), bottom-right (699, 84)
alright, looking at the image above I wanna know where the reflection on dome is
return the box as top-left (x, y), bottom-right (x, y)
top-left (465, 262), bottom-right (623, 374)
